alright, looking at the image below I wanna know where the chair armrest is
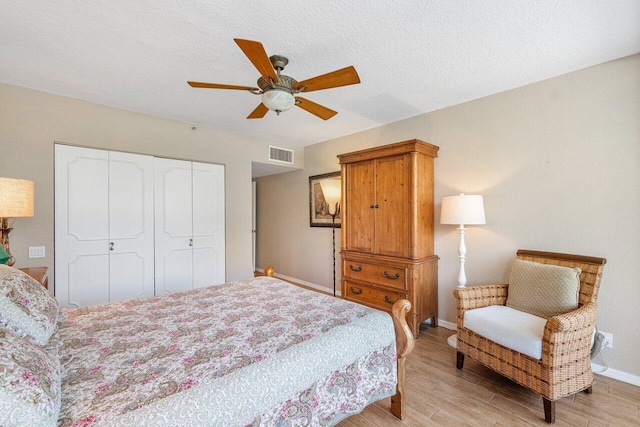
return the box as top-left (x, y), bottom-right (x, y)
top-left (542, 303), bottom-right (598, 364)
top-left (454, 284), bottom-right (509, 310)
top-left (545, 302), bottom-right (597, 333)
top-left (453, 284), bottom-right (509, 328)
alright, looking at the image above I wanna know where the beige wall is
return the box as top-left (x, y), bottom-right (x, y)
top-left (0, 83), bottom-right (303, 287)
top-left (257, 54), bottom-right (640, 377)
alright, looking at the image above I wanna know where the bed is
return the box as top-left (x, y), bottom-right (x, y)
top-left (0, 265), bottom-right (414, 426)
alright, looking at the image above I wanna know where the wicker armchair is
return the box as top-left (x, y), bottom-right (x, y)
top-left (454, 250), bottom-right (606, 424)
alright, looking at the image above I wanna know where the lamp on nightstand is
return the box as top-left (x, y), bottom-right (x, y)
top-left (440, 193), bottom-right (485, 348)
top-left (0, 178), bottom-right (35, 266)
top-left (320, 178), bottom-right (341, 297)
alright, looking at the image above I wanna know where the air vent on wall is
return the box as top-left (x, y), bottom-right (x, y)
top-left (269, 146), bottom-right (294, 164)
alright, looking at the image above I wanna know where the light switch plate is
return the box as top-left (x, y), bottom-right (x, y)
top-left (28, 246), bottom-right (45, 258)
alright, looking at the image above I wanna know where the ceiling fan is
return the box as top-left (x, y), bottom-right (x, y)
top-left (188, 38), bottom-right (361, 120)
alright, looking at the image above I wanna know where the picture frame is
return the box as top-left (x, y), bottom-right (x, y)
top-left (309, 172), bottom-right (342, 228)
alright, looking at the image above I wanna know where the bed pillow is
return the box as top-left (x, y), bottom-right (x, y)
top-left (0, 265), bottom-right (59, 345)
top-left (0, 326), bottom-right (61, 427)
top-left (506, 259), bottom-right (581, 319)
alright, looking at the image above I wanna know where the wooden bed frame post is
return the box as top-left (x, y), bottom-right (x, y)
top-left (390, 299), bottom-right (415, 420)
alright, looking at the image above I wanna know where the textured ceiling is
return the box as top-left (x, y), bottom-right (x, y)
top-left (1, 1), bottom-right (639, 147)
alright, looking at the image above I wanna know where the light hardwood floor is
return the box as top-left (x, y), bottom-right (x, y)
top-left (338, 325), bottom-right (640, 427)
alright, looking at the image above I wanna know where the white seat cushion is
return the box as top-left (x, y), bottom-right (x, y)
top-left (463, 305), bottom-right (547, 359)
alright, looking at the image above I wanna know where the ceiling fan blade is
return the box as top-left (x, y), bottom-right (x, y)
top-left (295, 97), bottom-right (338, 120)
top-left (247, 103), bottom-right (269, 119)
top-left (294, 66), bottom-right (360, 92)
top-left (234, 38), bottom-right (278, 83)
top-left (187, 81), bottom-right (259, 91)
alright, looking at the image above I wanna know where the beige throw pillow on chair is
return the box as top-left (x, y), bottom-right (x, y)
top-left (506, 259), bottom-right (581, 319)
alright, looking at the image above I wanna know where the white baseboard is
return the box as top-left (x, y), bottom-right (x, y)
top-left (591, 363), bottom-right (640, 386)
top-left (257, 270), bottom-right (640, 387)
top-left (435, 319), bottom-right (456, 331)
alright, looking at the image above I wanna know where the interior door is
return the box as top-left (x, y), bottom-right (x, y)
top-left (108, 151), bottom-right (155, 302)
top-left (55, 145), bottom-right (110, 307)
top-left (374, 154), bottom-right (409, 257)
top-left (345, 160), bottom-right (375, 253)
top-left (154, 157), bottom-right (194, 294)
top-left (192, 162), bottom-right (225, 288)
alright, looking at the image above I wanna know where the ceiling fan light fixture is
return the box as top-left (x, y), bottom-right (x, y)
top-left (262, 89), bottom-right (295, 113)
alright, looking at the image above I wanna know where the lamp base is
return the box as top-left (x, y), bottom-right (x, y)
top-left (0, 225), bottom-right (15, 266)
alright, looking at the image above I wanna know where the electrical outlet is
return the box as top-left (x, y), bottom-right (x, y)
top-left (600, 331), bottom-right (613, 349)
top-left (28, 246), bottom-right (45, 259)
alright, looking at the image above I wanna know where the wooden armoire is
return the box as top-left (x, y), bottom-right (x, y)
top-left (339, 139), bottom-right (439, 337)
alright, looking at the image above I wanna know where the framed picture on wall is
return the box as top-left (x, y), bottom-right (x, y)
top-left (309, 172), bottom-right (341, 227)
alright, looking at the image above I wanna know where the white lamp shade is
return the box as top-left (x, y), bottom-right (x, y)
top-left (262, 89), bottom-right (295, 112)
top-left (440, 194), bottom-right (485, 226)
top-left (0, 178), bottom-right (34, 217)
top-left (320, 178), bottom-right (341, 215)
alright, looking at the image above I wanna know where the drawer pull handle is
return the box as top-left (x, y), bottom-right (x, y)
top-left (384, 296), bottom-right (397, 305)
top-left (374, 204), bottom-right (379, 208)
top-left (370, 204), bottom-right (375, 209)
top-left (384, 271), bottom-right (400, 280)
top-left (350, 287), bottom-right (363, 295)
top-left (109, 242), bottom-right (114, 251)
top-left (349, 264), bottom-right (362, 272)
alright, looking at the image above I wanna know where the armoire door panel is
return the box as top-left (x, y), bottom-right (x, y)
top-left (345, 161), bottom-right (375, 253)
top-left (67, 254), bottom-right (110, 308)
top-left (374, 155), bottom-right (409, 257)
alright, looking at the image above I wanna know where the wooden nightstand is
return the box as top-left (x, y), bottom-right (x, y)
top-left (18, 267), bottom-right (49, 289)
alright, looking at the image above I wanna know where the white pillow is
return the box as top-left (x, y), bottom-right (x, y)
top-left (506, 259), bottom-right (581, 318)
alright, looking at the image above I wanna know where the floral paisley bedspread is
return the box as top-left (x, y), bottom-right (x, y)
top-left (54, 277), bottom-right (397, 426)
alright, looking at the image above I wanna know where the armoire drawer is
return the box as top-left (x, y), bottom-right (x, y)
top-left (343, 260), bottom-right (407, 290)
top-left (344, 281), bottom-right (407, 312)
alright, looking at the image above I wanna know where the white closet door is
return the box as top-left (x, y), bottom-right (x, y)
top-left (108, 151), bottom-right (155, 302)
top-left (154, 158), bottom-right (194, 294)
top-left (192, 162), bottom-right (225, 287)
top-left (55, 145), bottom-right (110, 307)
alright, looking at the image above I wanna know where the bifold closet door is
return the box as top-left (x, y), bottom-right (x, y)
top-left (154, 158), bottom-right (225, 294)
top-left (108, 151), bottom-right (155, 302)
top-left (192, 161), bottom-right (225, 288)
top-left (54, 145), bottom-right (155, 307)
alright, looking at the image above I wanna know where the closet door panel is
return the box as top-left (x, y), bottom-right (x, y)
top-left (67, 254), bottom-right (110, 307)
top-left (158, 248), bottom-right (194, 294)
top-left (55, 145), bottom-right (110, 308)
top-left (192, 162), bottom-right (225, 287)
top-left (193, 247), bottom-right (219, 288)
top-left (154, 158), bottom-right (194, 294)
top-left (109, 151), bottom-right (155, 301)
